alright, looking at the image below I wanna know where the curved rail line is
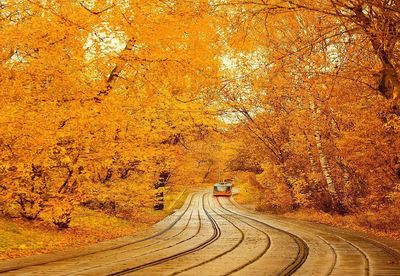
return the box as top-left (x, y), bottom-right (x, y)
top-left (214, 197), bottom-right (272, 275)
top-left (170, 193), bottom-right (247, 275)
top-left (336, 235), bottom-right (370, 276)
top-left (96, 208), bottom-right (196, 255)
top-left (322, 225), bottom-right (400, 263)
top-left (4, 191), bottom-right (398, 275)
top-left (92, 192), bottom-right (307, 276)
top-left (315, 234), bottom-right (337, 275)
top-left (172, 193), bottom-right (303, 276)
top-left (224, 197), bottom-right (309, 276)
top-left (108, 193), bottom-right (222, 276)
top-left (228, 196), bottom-right (400, 276)
top-left (270, 210), bottom-right (400, 275)
top-left (0, 193), bottom-right (198, 274)
top-left (67, 196), bottom-right (204, 276)
top-left (288, 213), bottom-right (400, 263)
top-left (359, 237), bottom-right (400, 260)
top-left (94, 200), bottom-right (199, 256)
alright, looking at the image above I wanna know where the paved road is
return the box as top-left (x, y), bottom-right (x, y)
top-left (1, 191), bottom-right (400, 275)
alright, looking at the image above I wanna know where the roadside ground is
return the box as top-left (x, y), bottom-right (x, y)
top-left (0, 184), bottom-right (193, 260)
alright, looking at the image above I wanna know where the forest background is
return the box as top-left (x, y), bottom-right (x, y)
top-left (0, 0), bottom-right (399, 259)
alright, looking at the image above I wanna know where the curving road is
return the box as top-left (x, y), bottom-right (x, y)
top-left (1, 191), bottom-right (400, 275)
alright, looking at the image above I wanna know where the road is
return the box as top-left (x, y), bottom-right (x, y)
top-left (1, 191), bottom-right (400, 275)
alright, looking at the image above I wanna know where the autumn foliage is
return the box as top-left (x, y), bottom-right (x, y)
top-left (221, 0), bottom-right (400, 229)
top-left (0, 0), bottom-right (222, 229)
top-left (1, 0), bottom-right (400, 236)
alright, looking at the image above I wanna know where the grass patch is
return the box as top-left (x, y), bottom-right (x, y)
top-left (1, 207), bottom-right (152, 260)
top-left (165, 187), bottom-right (189, 211)
top-left (0, 185), bottom-right (193, 260)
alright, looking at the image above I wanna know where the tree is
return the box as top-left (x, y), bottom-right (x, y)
top-left (0, 0), bottom-right (222, 227)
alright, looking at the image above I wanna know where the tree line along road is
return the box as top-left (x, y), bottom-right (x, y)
top-left (0, 190), bottom-right (400, 275)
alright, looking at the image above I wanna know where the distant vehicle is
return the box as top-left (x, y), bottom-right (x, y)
top-left (213, 182), bottom-right (233, 196)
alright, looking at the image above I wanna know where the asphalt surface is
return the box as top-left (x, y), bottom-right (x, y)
top-left (1, 190), bottom-right (400, 275)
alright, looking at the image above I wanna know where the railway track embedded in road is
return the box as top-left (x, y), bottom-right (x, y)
top-left (215, 197), bottom-right (271, 275)
top-left (2, 190), bottom-right (400, 275)
top-left (169, 194), bottom-right (248, 275)
top-left (67, 196), bottom-right (204, 276)
top-left (108, 193), bottom-right (222, 275)
top-left (223, 197), bottom-right (309, 276)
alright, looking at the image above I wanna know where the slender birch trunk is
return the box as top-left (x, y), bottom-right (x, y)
top-left (306, 142), bottom-right (318, 174)
top-left (309, 100), bottom-right (337, 196)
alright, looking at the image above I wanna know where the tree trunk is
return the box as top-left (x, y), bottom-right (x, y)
top-left (309, 100), bottom-right (337, 197)
top-left (306, 141), bottom-right (318, 174)
top-left (99, 38), bottom-right (135, 96)
top-left (351, 5), bottom-right (400, 112)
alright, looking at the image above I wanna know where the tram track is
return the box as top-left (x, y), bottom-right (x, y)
top-left (108, 193), bottom-right (222, 276)
top-left (214, 197), bottom-right (271, 276)
top-left (315, 234), bottom-right (337, 275)
top-left (93, 197), bottom-right (200, 259)
top-left (93, 208), bottom-right (196, 257)
top-left (169, 193), bottom-right (247, 275)
top-left (65, 195), bottom-right (204, 276)
top-left (219, 197), bottom-right (309, 276)
top-left (166, 193), bottom-right (308, 276)
top-left (128, 192), bottom-right (271, 276)
top-left (240, 198), bottom-right (400, 275)
top-left (226, 196), bottom-right (400, 275)
top-left (1, 190), bottom-right (400, 275)
top-left (317, 224), bottom-right (400, 263)
top-left (336, 235), bottom-right (370, 276)
top-left (107, 192), bottom-right (266, 276)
